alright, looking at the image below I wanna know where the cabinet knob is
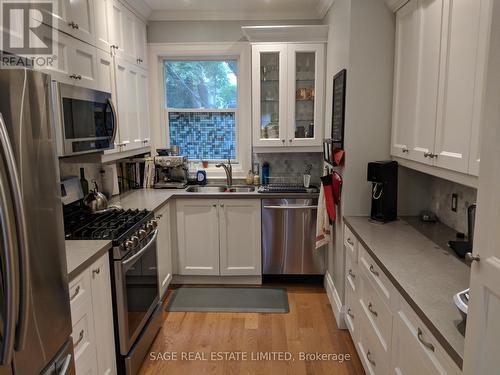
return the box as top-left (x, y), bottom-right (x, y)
top-left (92, 268), bottom-right (100, 278)
top-left (465, 252), bottom-right (480, 265)
top-left (369, 264), bottom-right (379, 277)
top-left (281, 139), bottom-right (285, 143)
top-left (347, 308), bottom-right (354, 318)
top-left (348, 269), bottom-right (355, 279)
top-left (212, 204), bottom-right (217, 207)
top-left (220, 203), bottom-right (225, 207)
top-left (366, 351), bottom-right (376, 366)
top-left (289, 138), bottom-right (292, 143)
top-left (402, 147), bottom-right (409, 153)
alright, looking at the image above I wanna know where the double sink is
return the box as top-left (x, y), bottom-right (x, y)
top-left (186, 185), bottom-right (255, 193)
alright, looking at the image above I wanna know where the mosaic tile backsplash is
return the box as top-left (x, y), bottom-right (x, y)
top-left (253, 152), bottom-right (324, 185)
top-left (169, 112), bottom-right (236, 160)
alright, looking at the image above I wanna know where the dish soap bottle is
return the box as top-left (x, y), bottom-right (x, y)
top-left (245, 170), bottom-right (254, 185)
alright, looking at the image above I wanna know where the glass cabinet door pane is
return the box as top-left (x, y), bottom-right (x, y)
top-left (260, 52), bottom-right (280, 139)
top-left (295, 52), bottom-right (315, 139)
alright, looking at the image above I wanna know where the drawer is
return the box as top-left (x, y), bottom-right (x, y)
top-left (357, 304), bottom-right (389, 375)
top-left (359, 245), bottom-right (394, 305)
top-left (68, 270), bottom-right (91, 323)
top-left (72, 309), bottom-right (97, 370)
top-left (345, 252), bottom-right (358, 294)
top-left (392, 297), bottom-right (462, 375)
top-left (360, 272), bottom-right (393, 352)
top-left (344, 283), bottom-right (359, 341)
top-left (344, 225), bottom-right (358, 262)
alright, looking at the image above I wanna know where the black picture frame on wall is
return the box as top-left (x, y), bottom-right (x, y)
top-left (331, 69), bottom-right (347, 148)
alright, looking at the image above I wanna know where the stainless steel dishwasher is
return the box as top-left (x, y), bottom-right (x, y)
top-left (262, 198), bottom-right (326, 274)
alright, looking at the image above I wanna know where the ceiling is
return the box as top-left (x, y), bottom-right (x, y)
top-left (139, 0), bottom-right (333, 21)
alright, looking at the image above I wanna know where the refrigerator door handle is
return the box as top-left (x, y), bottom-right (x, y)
top-left (0, 113), bottom-right (30, 351)
top-left (0, 119), bottom-right (18, 365)
top-left (58, 354), bottom-right (72, 375)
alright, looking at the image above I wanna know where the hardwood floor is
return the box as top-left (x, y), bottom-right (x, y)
top-left (139, 285), bottom-right (365, 375)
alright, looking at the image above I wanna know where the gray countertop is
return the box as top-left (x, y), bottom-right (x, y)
top-left (111, 187), bottom-right (319, 212)
top-left (344, 216), bottom-right (470, 369)
top-left (65, 240), bottom-right (112, 281)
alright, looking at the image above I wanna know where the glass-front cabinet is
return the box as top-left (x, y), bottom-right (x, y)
top-left (252, 43), bottom-right (325, 148)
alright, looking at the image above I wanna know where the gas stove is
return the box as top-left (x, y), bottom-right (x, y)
top-left (63, 208), bottom-right (158, 258)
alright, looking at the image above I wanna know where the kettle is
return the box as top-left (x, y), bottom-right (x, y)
top-left (83, 181), bottom-right (109, 213)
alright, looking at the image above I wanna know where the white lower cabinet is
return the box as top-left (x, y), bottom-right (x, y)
top-left (69, 253), bottom-right (116, 375)
top-left (176, 199), bottom-right (262, 276)
top-left (343, 225), bottom-right (461, 375)
top-left (156, 203), bottom-right (172, 298)
top-left (219, 199), bottom-right (261, 275)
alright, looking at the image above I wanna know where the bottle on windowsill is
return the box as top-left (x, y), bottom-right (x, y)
top-left (245, 170), bottom-right (254, 185)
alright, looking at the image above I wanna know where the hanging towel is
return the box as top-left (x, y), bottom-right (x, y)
top-left (315, 182), bottom-right (331, 249)
top-left (321, 171), bottom-right (343, 223)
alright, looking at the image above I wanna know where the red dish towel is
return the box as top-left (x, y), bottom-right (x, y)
top-left (320, 172), bottom-right (343, 223)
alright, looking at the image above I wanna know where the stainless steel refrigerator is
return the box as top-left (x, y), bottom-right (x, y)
top-left (0, 68), bottom-right (75, 374)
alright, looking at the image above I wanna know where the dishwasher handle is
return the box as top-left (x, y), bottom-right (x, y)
top-left (263, 205), bottom-right (318, 209)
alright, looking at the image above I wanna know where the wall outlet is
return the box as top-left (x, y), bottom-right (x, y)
top-left (451, 193), bottom-right (458, 212)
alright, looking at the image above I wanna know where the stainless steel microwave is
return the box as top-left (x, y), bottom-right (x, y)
top-left (52, 82), bottom-right (117, 156)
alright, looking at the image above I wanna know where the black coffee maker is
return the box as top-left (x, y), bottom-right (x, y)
top-left (367, 161), bottom-right (398, 222)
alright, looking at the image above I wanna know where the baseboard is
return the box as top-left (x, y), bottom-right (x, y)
top-left (324, 271), bottom-right (346, 329)
top-left (172, 275), bottom-right (262, 285)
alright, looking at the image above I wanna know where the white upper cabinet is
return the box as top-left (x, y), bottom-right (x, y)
top-left (44, 30), bottom-right (98, 90)
top-left (287, 44), bottom-right (325, 147)
top-left (46, 0), bottom-right (95, 45)
top-left (434, 0), bottom-right (483, 173)
top-left (252, 43), bottom-right (325, 149)
top-left (94, 0), bottom-right (113, 52)
top-left (392, 0), bottom-right (442, 165)
top-left (391, 0), bottom-right (491, 178)
top-left (134, 18), bottom-right (148, 67)
top-left (252, 44), bottom-right (287, 147)
top-left (136, 68), bottom-right (151, 146)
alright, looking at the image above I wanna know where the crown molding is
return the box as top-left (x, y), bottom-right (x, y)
top-left (316, 0), bottom-right (334, 19)
top-left (385, 0), bottom-right (410, 12)
top-left (120, 0), bottom-right (152, 21)
top-left (242, 25), bottom-right (329, 43)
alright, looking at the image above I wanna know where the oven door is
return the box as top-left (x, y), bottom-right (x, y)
top-left (53, 82), bottom-right (117, 156)
top-left (114, 230), bottom-right (159, 355)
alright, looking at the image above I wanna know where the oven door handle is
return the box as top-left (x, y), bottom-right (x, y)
top-left (122, 229), bottom-right (158, 267)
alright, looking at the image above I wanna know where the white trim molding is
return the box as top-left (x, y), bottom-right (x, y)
top-left (316, 0), bottom-right (334, 18)
top-left (324, 271), bottom-right (347, 330)
top-left (148, 42), bottom-right (253, 179)
top-left (242, 25), bottom-right (329, 43)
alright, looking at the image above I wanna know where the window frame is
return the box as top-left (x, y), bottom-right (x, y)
top-left (164, 57), bottom-right (239, 162)
top-left (150, 43), bottom-right (252, 180)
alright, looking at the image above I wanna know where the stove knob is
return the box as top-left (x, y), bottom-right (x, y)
top-left (138, 229), bottom-right (147, 240)
top-left (150, 220), bottom-right (158, 230)
top-left (146, 222), bottom-right (154, 233)
top-left (125, 240), bottom-right (134, 251)
top-left (131, 235), bottom-right (140, 247)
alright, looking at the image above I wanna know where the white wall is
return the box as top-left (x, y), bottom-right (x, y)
top-left (323, 0), bottom-right (395, 310)
top-left (147, 19), bottom-right (321, 43)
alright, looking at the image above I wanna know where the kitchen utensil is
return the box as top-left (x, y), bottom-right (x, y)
top-left (84, 180), bottom-right (109, 213)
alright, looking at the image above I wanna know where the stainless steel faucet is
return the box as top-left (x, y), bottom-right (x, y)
top-left (216, 158), bottom-right (233, 187)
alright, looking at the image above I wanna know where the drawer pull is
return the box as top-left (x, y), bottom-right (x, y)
top-left (347, 238), bottom-right (354, 246)
top-left (348, 269), bottom-right (356, 279)
top-left (73, 329), bottom-right (84, 348)
top-left (366, 350), bottom-right (376, 366)
top-left (417, 328), bottom-right (435, 352)
top-left (69, 285), bottom-right (80, 301)
top-left (347, 308), bottom-right (354, 318)
top-left (368, 302), bottom-right (378, 317)
top-left (92, 268), bottom-right (100, 278)
top-left (369, 264), bottom-right (379, 276)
